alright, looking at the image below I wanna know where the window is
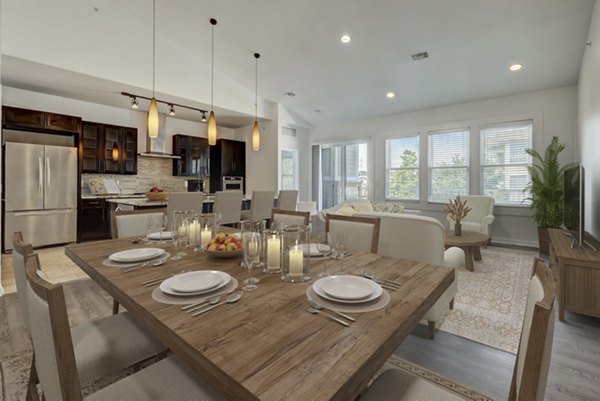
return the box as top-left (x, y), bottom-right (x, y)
top-left (385, 135), bottom-right (419, 200)
top-left (280, 149), bottom-right (298, 190)
top-left (480, 121), bottom-right (532, 205)
top-left (428, 128), bottom-right (470, 202)
top-left (320, 143), bottom-right (368, 209)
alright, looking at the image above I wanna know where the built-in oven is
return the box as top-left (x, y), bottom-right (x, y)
top-left (223, 176), bottom-right (243, 191)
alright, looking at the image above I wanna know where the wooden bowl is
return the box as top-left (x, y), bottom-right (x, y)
top-left (145, 191), bottom-right (169, 201)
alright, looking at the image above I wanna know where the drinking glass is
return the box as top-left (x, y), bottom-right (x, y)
top-left (315, 232), bottom-right (331, 277)
top-left (158, 213), bottom-right (169, 244)
top-left (332, 231), bottom-right (348, 275)
top-left (145, 214), bottom-right (163, 242)
top-left (242, 232), bottom-right (261, 291)
top-left (170, 211), bottom-right (187, 260)
top-left (241, 220), bottom-right (262, 286)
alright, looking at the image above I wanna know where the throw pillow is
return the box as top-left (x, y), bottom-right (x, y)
top-left (352, 202), bottom-right (373, 212)
top-left (335, 205), bottom-right (356, 216)
top-left (372, 202), bottom-right (405, 214)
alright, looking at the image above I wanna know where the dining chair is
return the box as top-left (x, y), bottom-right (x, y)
top-left (213, 190), bottom-right (243, 226)
top-left (325, 214), bottom-right (381, 253)
top-left (360, 258), bottom-right (555, 401)
top-left (241, 190), bottom-right (276, 222)
top-left (11, 233), bottom-right (168, 401)
top-left (110, 209), bottom-right (165, 239)
top-left (166, 192), bottom-right (204, 223)
top-left (23, 254), bottom-right (223, 401)
top-left (271, 208), bottom-right (310, 228)
top-left (277, 190), bottom-right (298, 211)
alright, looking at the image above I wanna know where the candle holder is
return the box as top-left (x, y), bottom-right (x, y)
top-left (263, 229), bottom-right (282, 274)
top-left (186, 213), bottom-right (217, 251)
top-left (281, 225), bottom-right (311, 283)
top-left (199, 213), bottom-right (217, 251)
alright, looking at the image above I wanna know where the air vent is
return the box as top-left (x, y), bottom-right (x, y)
top-left (284, 91), bottom-right (296, 98)
top-left (282, 127), bottom-right (297, 137)
top-left (411, 52), bottom-right (429, 61)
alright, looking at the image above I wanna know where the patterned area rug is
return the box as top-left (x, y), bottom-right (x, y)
top-left (438, 246), bottom-right (538, 353)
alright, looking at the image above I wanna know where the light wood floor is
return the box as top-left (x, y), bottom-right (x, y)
top-left (2, 246), bottom-right (599, 401)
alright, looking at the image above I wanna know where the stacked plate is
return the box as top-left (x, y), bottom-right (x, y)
top-left (312, 276), bottom-right (382, 304)
top-left (109, 248), bottom-right (166, 263)
top-left (147, 231), bottom-right (174, 240)
top-left (299, 243), bottom-right (331, 257)
top-left (160, 270), bottom-right (231, 296)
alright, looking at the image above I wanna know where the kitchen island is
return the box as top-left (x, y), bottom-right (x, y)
top-left (108, 195), bottom-right (252, 213)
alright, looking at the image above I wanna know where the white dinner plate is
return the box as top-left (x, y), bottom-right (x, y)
top-left (299, 243), bottom-right (331, 257)
top-left (168, 271), bottom-right (224, 293)
top-left (160, 271), bottom-right (231, 296)
top-left (147, 231), bottom-right (174, 240)
top-left (319, 276), bottom-right (374, 300)
top-left (312, 277), bottom-right (382, 304)
top-left (109, 248), bottom-right (166, 263)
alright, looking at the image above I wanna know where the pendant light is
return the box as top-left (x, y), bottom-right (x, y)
top-left (112, 141), bottom-right (119, 162)
top-left (147, 0), bottom-right (159, 139)
top-left (207, 18), bottom-right (218, 145)
top-left (252, 53), bottom-right (261, 151)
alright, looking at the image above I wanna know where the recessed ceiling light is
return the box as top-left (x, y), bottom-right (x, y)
top-left (386, 92), bottom-right (395, 99)
top-left (509, 64), bottom-right (522, 71)
top-left (340, 34), bottom-right (352, 44)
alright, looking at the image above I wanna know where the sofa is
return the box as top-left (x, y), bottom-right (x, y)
top-left (314, 200), bottom-right (407, 233)
top-left (354, 212), bottom-right (464, 339)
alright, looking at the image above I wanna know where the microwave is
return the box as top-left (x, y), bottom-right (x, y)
top-left (223, 176), bottom-right (243, 191)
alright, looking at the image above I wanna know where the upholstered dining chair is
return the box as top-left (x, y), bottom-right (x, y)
top-left (360, 258), bottom-right (555, 401)
top-left (241, 190), bottom-right (276, 222)
top-left (166, 192), bottom-right (204, 223)
top-left (213, 190), bottom-right (243, 226)
top-left (446, 195), bottom-right (495, 238)
top-left (325, 214), bottom-right (381, 253)
top-left (271, 209), bottom-right (310, 229)
top-left (277, 190), bottom-right (298, 211)
top-left (111, 209), bottom-right (166, 239)
top-left (23, 254), bottom-right (222, 401)
top-left (12, 233), bottom-right (168, 401)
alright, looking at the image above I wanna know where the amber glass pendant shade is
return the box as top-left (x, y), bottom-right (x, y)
top-left (252, 120), bottom-right (260, 151)
top-left (147, 97), bottom-right (159, 138)
top-left (207, 110), bottom-right (217, 145)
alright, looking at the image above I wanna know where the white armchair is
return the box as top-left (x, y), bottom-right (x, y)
top-left (446, 195), bottom-right (495, 237)
top-left (355, 212), bottom-right (464, 339)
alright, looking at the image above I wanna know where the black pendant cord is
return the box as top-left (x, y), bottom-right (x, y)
top-left (210, 18), bottom-right (217, 110)
top-left (152, 0), bottom-right (156, 97)
top-left (254, 53), bottom-right (260, 119)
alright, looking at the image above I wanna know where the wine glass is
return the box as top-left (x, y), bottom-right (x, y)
top-left (241, 220), bottom-right (261, 286)
top-left (332, 231), bottom-right (348, 275)
top-left (159, 213), bottom-right (169, 244)
top-left (170, 211), bottom-right (187, 260)
top-left (242, 232), bottom-right (261, 291)
top-left (315, 232), bottom-right (331, 277)
top-left (145, 214), bottom-right (160, 242)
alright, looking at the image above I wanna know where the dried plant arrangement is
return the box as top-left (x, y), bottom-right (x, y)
top-left (444, 195), bottom-right (472, 223)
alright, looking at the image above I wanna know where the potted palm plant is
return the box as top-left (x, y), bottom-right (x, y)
top-left (525, 136), bottom-right (575, 256)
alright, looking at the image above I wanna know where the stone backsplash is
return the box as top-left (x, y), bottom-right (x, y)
top-left (81, 157), bottom-right (206, 196)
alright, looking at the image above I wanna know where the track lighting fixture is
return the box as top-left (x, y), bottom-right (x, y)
top-left (130, 97), bottom-right (139, 109)
top-left (169, 104), bottom-right (176, 116)
top-left (201, 112), bottom-right (207, 123)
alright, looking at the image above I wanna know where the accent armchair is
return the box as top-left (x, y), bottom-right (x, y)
top-left (446, 195), bottom-right (495, 237)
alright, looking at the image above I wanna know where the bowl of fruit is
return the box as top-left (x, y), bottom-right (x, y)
top-left (146, 187), bottom-right (168, 201)
top-left (205, 233), bottom-right (243, 258)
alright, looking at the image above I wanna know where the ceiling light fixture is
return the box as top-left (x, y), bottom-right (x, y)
top-left (207, 18), bottom-right (218, 146)
top-left (252, 52), bottom-right (261, 152)
top-left (168, 104), bottom-right (176, 116)
top-left (386, 92), bottom-right (395, 99)
top-left (509, 63), bottom-right (523, 71)
top-left (340, 34), bottom-right (352, 44)
top-left (147, 0), bottom-right (159, 139)
top-left (201, 112), bottom-right (207, 123)
top-left (122, 92), bottom-right (207, 118)
top-left (130, 96), bottom-right (139, 109)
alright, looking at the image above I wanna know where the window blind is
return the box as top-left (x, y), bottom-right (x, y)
top-left (428, 129), bottom-right (469, 202)
top-left (385, 135), bottom-right (419, 200)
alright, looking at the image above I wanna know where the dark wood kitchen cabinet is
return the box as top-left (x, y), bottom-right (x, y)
top-left (2, 106), bottom-right (81, 133)
top-left (209, 138), bottom-right (246, 192)
top-left (77, 198), bottom-right (110, 242)
top-left (81, 121), bottom-right (137, 174)
top-left (172, 134), bottom-right (209, 177)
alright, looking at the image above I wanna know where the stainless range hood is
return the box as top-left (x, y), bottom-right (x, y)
top-left (138, 113), bottom-right (181, 159)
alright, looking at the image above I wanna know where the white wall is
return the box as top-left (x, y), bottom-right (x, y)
top-left (578, 1), bottom-right (600, 240)
top-left (310, 86), bottom-right (579, 246)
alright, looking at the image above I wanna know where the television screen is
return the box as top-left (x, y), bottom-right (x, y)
top-left (563, 165), bottom-right (584, 246)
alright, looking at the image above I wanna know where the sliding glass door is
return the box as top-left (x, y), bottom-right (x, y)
top-left (320, 142), bottom-right (368, 209)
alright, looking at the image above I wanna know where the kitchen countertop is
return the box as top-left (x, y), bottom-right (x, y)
top-left (107, 194), bottom-right (252, 207)
top-left (81, 193), bottom-right (147, 199)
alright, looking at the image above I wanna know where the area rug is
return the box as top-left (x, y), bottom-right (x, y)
top-left (438, 246), bottom-right (538, 353)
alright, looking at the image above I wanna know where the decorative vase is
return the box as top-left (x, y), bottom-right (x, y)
top-left (454, 221), bottom-right (462, 236)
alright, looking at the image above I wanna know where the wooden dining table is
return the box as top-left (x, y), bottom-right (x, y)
top-left (65, 235), bottom-right (454, 401)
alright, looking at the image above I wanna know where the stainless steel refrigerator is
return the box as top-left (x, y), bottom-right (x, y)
top-left (4, 141), bottom-right (77, 250)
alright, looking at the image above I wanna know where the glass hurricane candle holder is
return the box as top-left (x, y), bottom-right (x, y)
top-left (199, 213), bottom-right (217, 250)
top-left (281, 225), bottom-right (310, 283)
top-left (185, 214), bottom-right (202, 251)
top-left (263, 229), bottom-right (282, 274)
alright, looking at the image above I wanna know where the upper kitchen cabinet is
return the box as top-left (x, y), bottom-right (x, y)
top-left (172, 134), bottom-right (209, 177)
top-left (81, 121), bottom-right (137, 175)
top-left (2, 106), bottom-right (81, 133)
top-left (209, 138), bottom-right (246, 192)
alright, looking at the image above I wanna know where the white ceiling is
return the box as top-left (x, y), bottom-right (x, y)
top-left (2, 0), bottom-right (595, 128)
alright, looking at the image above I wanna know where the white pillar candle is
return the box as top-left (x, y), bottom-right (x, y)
top-left (189, 222), bottom-right (200, 244)
top-left (200, 226), bottom-right (212, 247)
top-left (267, 236), bottom-right (281, 271)
top-left (289, 246), bottom-right (304, 278)
top-left (178, 225), bottom-right (186, 237)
